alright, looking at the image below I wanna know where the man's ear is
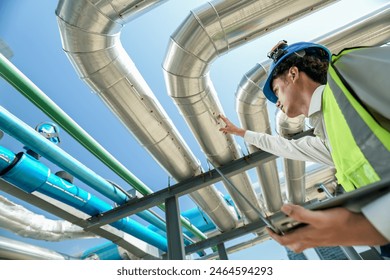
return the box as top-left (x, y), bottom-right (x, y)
top-left (289, 66), bottom-right (299, 83)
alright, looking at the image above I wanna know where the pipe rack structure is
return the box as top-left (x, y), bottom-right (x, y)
top-left (0, 0), bottom-right (389, 260)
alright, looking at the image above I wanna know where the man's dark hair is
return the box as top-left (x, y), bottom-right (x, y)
top-left (272, 53), bottom-right (329, 84)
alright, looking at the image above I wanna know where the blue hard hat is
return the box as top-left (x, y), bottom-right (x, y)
top-left (263, 41), bottom-right (331, 103)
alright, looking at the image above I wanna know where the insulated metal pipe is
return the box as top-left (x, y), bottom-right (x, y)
top-left (55, 0), bottom-right (238, 232)
top-left (276, 111), bottom-right (306, 204)
top-left (236, 61), bottom-right (283, 212)
top-left (0, 195), bottom-right (96, 241)
top-left (0, 236), bottom-right (74, 260)
top-left (315, 4), bottom-right (390, 53)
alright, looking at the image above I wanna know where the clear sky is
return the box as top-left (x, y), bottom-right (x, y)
top-left (0, 0), bottom-right (388, 260)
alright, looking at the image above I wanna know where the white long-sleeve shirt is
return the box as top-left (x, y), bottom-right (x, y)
top-left (243, 85), bottom-right (390, 241)
top-left (244, 86), bottom-right (333, 165)
top-left (245, 130), bottom-right (333, 165)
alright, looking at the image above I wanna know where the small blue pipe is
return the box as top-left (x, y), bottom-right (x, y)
top-left (0, 146), bottom-right (167, 251)
top-left (81, 242), bottom-right (123, 260)
top-left (149, 206), bottom-right (216, 239)
top-left (0, 106), bottom-right (128, 204)
top-left (0, 146), bottom-right (16, 171)
top-left (0, 106), bottom-right (170, 234)
top-left (182, 207), bottom-right (216, 235)
top-left (149, 196), bottom-right (240, 238)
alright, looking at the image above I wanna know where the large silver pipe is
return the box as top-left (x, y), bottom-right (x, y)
top-left (237, 61), bottom-right (305, 208)
top-left (0, 236), bottom-right (74, 260)
top-left (236, 61), bottom-right (283, 212)
top-left (276, 111), bottom-right (306, 204)
top-left (163, 0), bottom-right (336, 221)
top-left (316, 4), bottom-right (390, 53)
top-left (236, 4), bottom-right (390, 208)
top-left (55, 0), bottom-right (238, 232)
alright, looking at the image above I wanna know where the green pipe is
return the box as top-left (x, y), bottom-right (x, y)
top-left (0, 53), bottom-right (207, 241)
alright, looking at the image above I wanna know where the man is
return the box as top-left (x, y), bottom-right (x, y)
top-left (219, 41), bottom-right (390, 254)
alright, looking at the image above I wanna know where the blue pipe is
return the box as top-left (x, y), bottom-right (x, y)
top-left (0, 106), bottom-right (170, 234)
top-left (182, 207), bottom-right (216, 235)
top-left (149, 197), bottom-right (240, 238)
top-left (0, 146), bottom-right (167, 251)
top-left (149, 206), bottom-right (216, 239)
top-left (0, 106), bottom-right (128, 203)
top-left (0, 146), bottom-right (15, 171)
top-left (81, 242), bottom-right (124, 260)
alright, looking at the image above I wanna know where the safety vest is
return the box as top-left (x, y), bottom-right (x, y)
top-left (322, 46), bottom-right (390, 192)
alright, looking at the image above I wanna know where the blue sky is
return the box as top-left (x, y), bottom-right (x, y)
top-left (0, 0), bottom-right (388, 260)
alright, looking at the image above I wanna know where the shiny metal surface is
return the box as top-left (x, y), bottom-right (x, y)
top-left (276, 110), bottom-right (307, 204)
top-left (316, 4), bottom-right (390, 53)
top-left (236, 61), bottom-right (283, 213)
top-left (56, 0), bottom-right (238, 232)
top-left (163, 0), bottom-right (336, 222)
top-left (0, 236), bottom-right (71, 260)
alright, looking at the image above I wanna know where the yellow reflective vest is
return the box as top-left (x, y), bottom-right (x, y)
top-left (322, 46), bottom-right (390, 192)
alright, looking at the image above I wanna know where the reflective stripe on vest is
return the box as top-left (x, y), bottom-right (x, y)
top-left (323, 47), bottom-right (390, 192)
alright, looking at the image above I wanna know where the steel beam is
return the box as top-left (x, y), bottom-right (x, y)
top-left (184, 219), bottom-right (267, 255)
top-left (165, 195), bottom-right (185, 260)
top-left (85, 148), bottom-right (278, 230)
top-left (84, 129), bottom-right (314, 232)
top-left (217, 243), bottom-right (229, 260)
